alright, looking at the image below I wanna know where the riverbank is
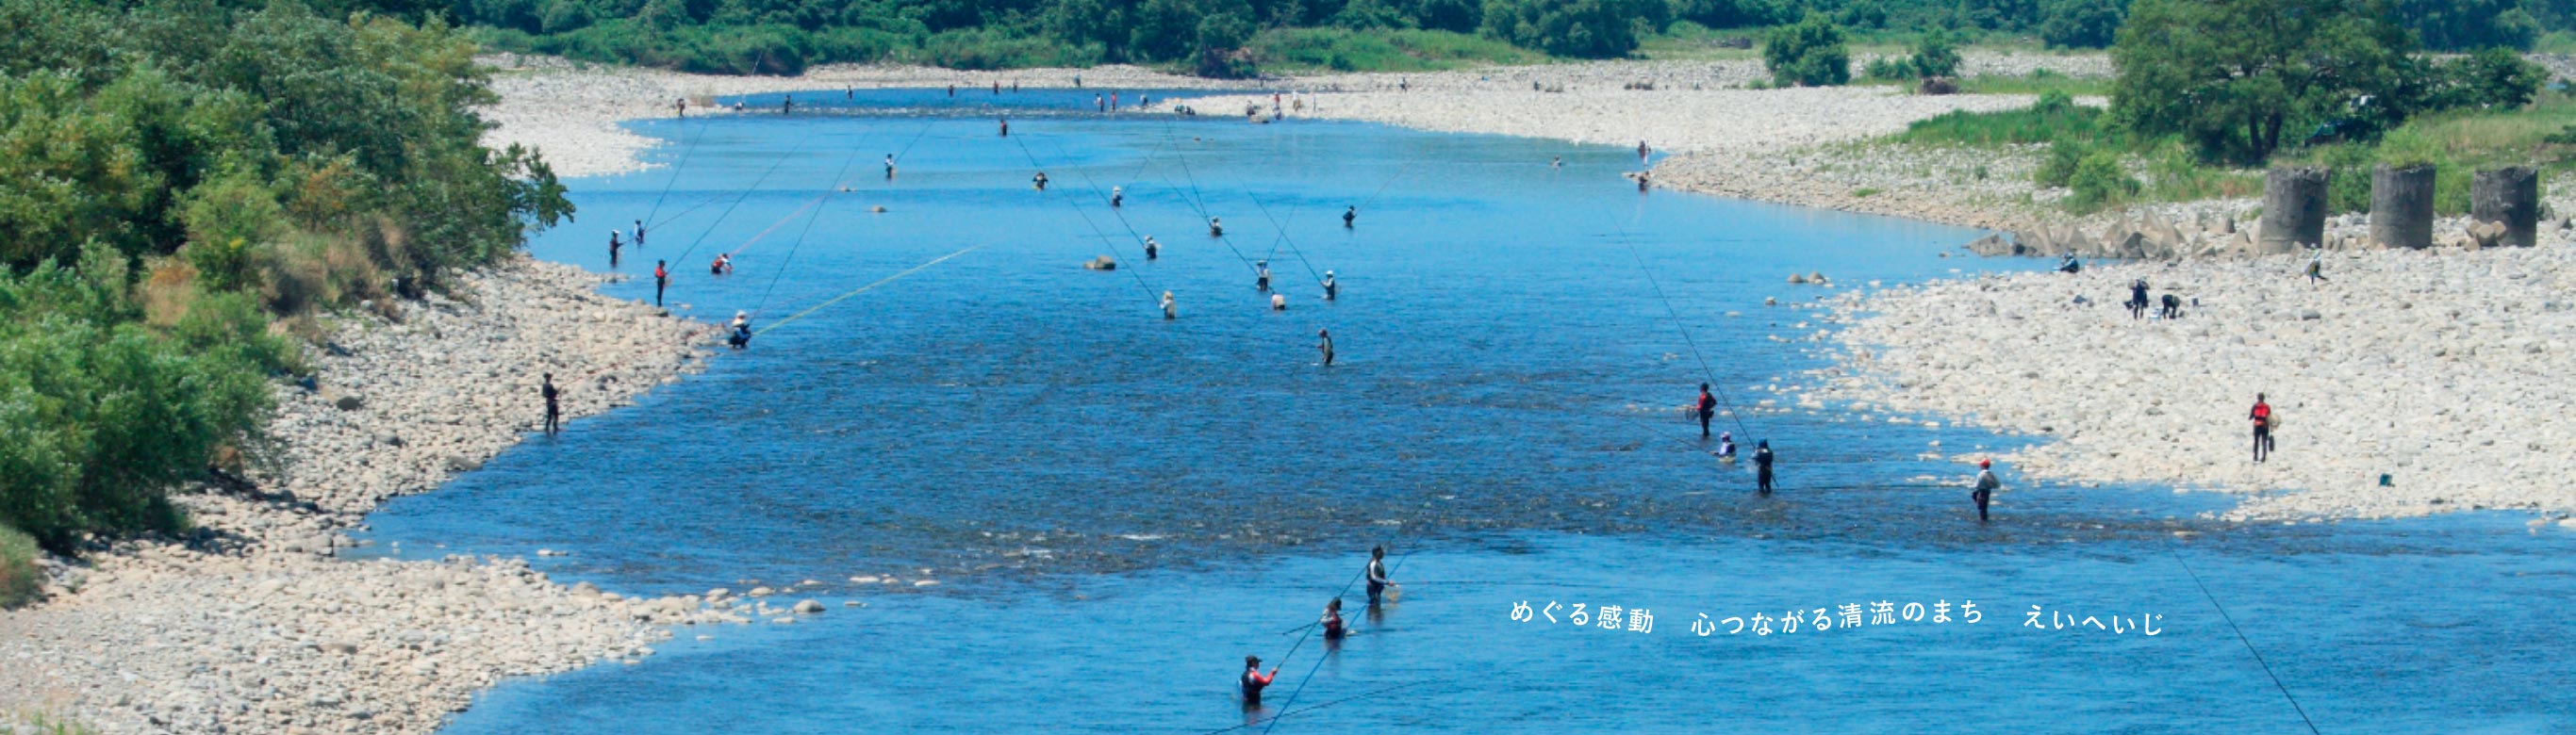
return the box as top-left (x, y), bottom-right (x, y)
top-left (1806, 244), bottom-right (2576, 523)
top-left (0, 259), bottom-right (771, 735)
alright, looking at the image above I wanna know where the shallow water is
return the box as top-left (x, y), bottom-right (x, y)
top-left (357, 90), bottom-right (2576, 733)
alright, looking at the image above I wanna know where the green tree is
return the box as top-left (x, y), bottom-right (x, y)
top-left (2038, 0), bottom-right (2123, 49)
top-left (1762, 11), bottom-right (1850, 87)
top-left (2396, 0), bottom-right (2537, 50)
top-left (2111, 0), bottom-right (2413, 164)
top-left (1478, 0), bottom-right (1663, 58)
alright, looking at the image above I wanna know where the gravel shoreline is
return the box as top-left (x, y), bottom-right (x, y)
top-left (0, 260), bottom-right (787, 735)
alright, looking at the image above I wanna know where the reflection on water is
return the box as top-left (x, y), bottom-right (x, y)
top-left (360, 91), bottom-right (2576, 734)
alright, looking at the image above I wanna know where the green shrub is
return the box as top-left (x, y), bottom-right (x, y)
top-left (1865, 56), bottom-right (1914, 80)
top-left (1909, 29), bottom-right (1960, 78)
top-left (2039, 0), bottom-right (2123, 49)
top-left (1903, 91), bottom-right (2105, 147)
top-left (2035, 140), bottom-right (2086, 188)
top-left (1252, 27), bottom-right (1533, 72)
top-left (2066, 151), bottom-right (2140, 210)
top-left (1, 521), bottom-right (37, 608)
top-left (1761, 12), bottom-right (1850, 87)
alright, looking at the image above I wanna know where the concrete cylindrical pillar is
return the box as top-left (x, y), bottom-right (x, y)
top-left (2472, 166), bottom-right (2539, 248)
top-left (2369, 163), bottom-right (2436, 250)
top-left (2258, 167), bottom-right (2329, 254)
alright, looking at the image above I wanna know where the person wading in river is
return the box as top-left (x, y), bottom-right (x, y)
top-left (652, 260), bottom-right (668, 307)
top-left (1365, 546), bottom-right (1393, 605)
top-left (540, 373), bottom-right (561, 435)
top-left (1694, 384), bottom-right (1718, 437)
top-left (1754, 440), bottom-right (1776, 493)
top-left (1973, 459), bottom-right (2000, 522)
top-left (1240, 656), bottom-right (1278, 708)
top-left (1317, 329), bottom-right (1334, 366)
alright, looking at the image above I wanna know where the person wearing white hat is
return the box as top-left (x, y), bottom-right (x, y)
top-left (727, 311), bottom-right (751, 349)
top-left (1321, 270), bottom-right (1337, 300)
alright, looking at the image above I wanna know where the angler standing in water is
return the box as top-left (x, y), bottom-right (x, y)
top-left (633, 220), bottom-right (645, 248)
top-left (1319, 598), bottom-right (1346, 640)
top-left (1032, 172), bottom-right (1049, 190)
top-left (1694, 383), bottom-right (1718, 437)
top-left (883, 154), bottom-right (897, 179)
top-left (1972, 459), bottom-right (2000, 522)
top-left (1110, 187), bottom-right (1123, 207)
top-left (1255, 261), bottom-right (1271, 292)
top-left (1143, 236), bottom-right (1158, 260)
top-left (1343, 205), bottom-right (1356, 228)
top-left (1364, 546), bottom-right (1392, 604)
top-left (781, 95), bottom-right (792, 115)
top-left (1210, 217), bottom-right (1224, 237)
top-left (1160, 291), bottom-right (1177, 319)
top-left (1240, 656), bottom-right (1278, 708)
top-left (1321, 270), bottom-right (1337, 300)
top-left (540, 373), bottom-right (561, 435)
top-left (652, 260), bottom-right (668, 307)
top-left (1317, 329), bottom-right (1334, 366)
top-left (1715, 432), bottom-right (1737, 463)
top-left (999, 118), bottom-right (1008, 137)
top-left (1753, 440), bottom-right (1775, 493)
top-left (607, 230), bottom-right (622, 267)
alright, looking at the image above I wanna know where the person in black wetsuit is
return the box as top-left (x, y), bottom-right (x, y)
top-left (652, 260), bottom-right (668, 307)
top-left (1695, 383), bottom-right (1718, 437)
top-left (1241, 656), bottom-right (1278, 708)
top-left (1319, 597), bottom-right (1346, 640)
top-left (608, 230), bottom-right (622, 267)
top-left (1255, 261), bottom-right (1271, 292)
top-left (540, 373), bottom-right (561, 435)
top-left (1318, 329), bottom-right (1334, 367)
top-left (1973, 459), bottom-right (2000, 522)
top-left (1343, 205), bottom-right (1356, 228)
top-left (1753, 440), bottom-right (1775, 493)
top-left (1143, 236), bottom-right (1158, 260)
top-left (2128, 279), bottom-right (2150, 319)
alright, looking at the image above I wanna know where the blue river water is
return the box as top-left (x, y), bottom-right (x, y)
top-left (355, 90), bottom-right (2576, 733)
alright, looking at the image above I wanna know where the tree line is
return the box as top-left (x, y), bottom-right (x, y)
top-left (441, 0), bottom-right (2576, 75)
top-left (1, 0), bottom-right (571, 557)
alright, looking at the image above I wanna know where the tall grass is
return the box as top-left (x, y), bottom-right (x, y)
top-left (2287, 90), bottom-right (2576, 216)
top-left (1895, 90), bottom-right (2111, 147)
top-left (1250, 28), bottom-right (1535, 73)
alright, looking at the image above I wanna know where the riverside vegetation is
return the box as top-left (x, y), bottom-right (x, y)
top-left (0, 0), bottom-right (570, 599)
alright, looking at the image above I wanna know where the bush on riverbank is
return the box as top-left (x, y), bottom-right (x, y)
top-left (1761, 12), bottom-right (1851, 87)
top-left (1251, 27), bottom-right (1534, 72)
top-left (1, 0), bottom-right (570, 554)
top-left (1, 522), bottom-right (37, 608)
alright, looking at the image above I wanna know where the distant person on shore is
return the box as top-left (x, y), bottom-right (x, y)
top-left (675, 97), bottom-right (686, 117)
top-left (1343, 205), bottom-right (1356, 228)
top-left (1695, 383), bottom-right (1718, 437)
top-left (1161, 290), bottom-right (1177, 319)
top-left (1318, 329), bottom-right (1334, 366)
top-left (1972, 459), bottom-right (2000, 522)
top-left (1637, 140), bottom-right (1650, 164)
top-left (1320, 597), bottom-right (1346, 640)
top-left (653, 260), bottom-right (668, 307)
top-left (2250, 394), bottom-right (2274, 463)
top-left (540, 373), bottom-right (561, 435)
top-left (1365, 546), bottom-right (1392, 604)
top-left (2159, 292), bottom-right (2182, 319)
top-left (1753, 440), bottom-right (1775, 493)
top-left (2057, 253), bottom-right (2080, 273)
top-left (1715, 432), bottom-right (1737, 463)
top-left (608, 230), bottom-right (622, 267)
top-left (1321, 270), bottom-right (1337, 300)
top-left (1255, 261), bottom-right (1270, 291)
top-left (1143, 236), bottom-right (1158, 260)
top-left (1240, 656), bottom-right (1278, 708)
top-left (2128, 279), bottom-right (2150, 319)
top-left (2305, 250), bottom-right (2327, 285)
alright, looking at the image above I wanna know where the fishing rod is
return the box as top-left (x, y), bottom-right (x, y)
top-left (1186, 679), bottom-right (1442, 735)
top-left (753, 245), bottom-right (983, 336)
top-left (2162, 539), bottom-right (2325, 735)
top-left (642, 114), bottom-right (718, 229)
top-left (751, 128), bottom-right (879, 316)
top-left (669, 133), bottom-right (817, 269)
top-left (1260, 551), bottom-right (1412, 735)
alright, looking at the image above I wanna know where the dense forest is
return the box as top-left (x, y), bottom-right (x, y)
top-left (0, 0), bottom-right (570, 578)
top-left (445, 0), bottom-right (2576, 74)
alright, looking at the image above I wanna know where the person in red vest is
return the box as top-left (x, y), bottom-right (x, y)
top-left (652, 260), bottom-right (668, 307)
top-left (1240, 656), bottom-right (1278, 707)
top-left (1695, 384), bottom-right (1718, 437)
top-left (2250, 394), bottom-right (2274, 463)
